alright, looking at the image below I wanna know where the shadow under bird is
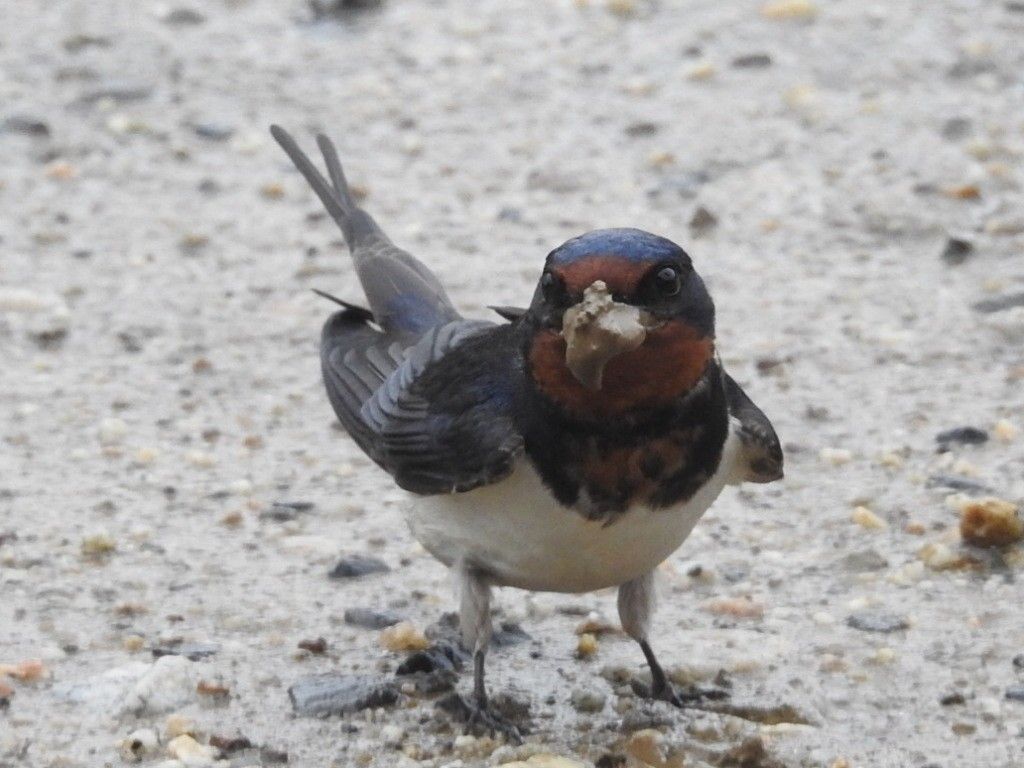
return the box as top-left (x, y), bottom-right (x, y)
top-left (270, 125), bottom-right (784, 740)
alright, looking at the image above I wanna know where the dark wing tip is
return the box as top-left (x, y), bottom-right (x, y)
top-left (724, 372), bottom-right (784, 484)
top-left (311, 289), bottom-right (375, 322)
top-left (489, 305), bottom-right (528, 322)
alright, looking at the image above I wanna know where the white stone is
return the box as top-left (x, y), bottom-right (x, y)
top-left (122, 655), bottom-right (196, 716)
top-left (167, 734), bottom-right (218, 767)
top-left (98, 417), bottom-right (128, 445)
top-left (52, 661), bottom-right (150, 707)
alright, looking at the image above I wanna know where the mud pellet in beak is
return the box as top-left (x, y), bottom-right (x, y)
top-left (561, 281), bottom-right (651, 390)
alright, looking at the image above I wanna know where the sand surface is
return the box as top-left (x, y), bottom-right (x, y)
top-left (2, 1), bottom-right (1024, 766)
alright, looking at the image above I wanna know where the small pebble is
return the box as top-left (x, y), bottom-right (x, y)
top-left (575, 612), bottom-right (618, 635)
top-left (1006, 685), bottom-right (1024, 702)
top-left (686, 61), bottom-right (716, 80)
top-left (98, 417), bottom-right (128, 445)
top-left (119, 728), bottom-right (160, 763)
top-left (379, 621), bottom-right (430, 652)
top-left (195, 680), bottom-right (229, 698)
top-left (973, 291), bottom-right (1024, 314)
top-left (165, 714), bottom-right (195, 739)
top-left (123, 657), bottom-right (197, 716)
top-left (927, 474), bottom-right (991, 494)
top-left (993, 419), bottom-right (1017, 442)
top-left (732, 53), bottom-right (772, 68)
top-left (919, 542), bottom-right (972, 571)
top-left (260, 182), bottom-right (285, 200)
top-left (943, 183), bottom-right (981, 200)
top-left (841, 549), bottom-right (888, 572)
top-left (288, 673), bottom-right (398, 717)
top-left (606, 0), bottom-right (638, 18)
top-left (297, 637), bottom-right (328, 654)
top-left (184, 450), bottom-right (215, 468)
top-left (81, 534), bottom-right (116, 559)
top-left (689, 206), bottom-right (718, 235)
top-left (193, 122), bottom-right (234, 141)
top-left (877, 451), bottom-right (905, 468)
top-left (846, 611), bottom-right (909, 633)
top-left (570, 687), bottom-right (606, 713)
top-left (702, 597), bottom-right (764, 619)
top-left (0, 659), bottom-right (45, 682)
top-left (343, 607), bottom-right (403, 629)
top-left (960, 497), bottom-right (1023, 547)
top-left (851, 506), bottom-right (886, 530)
top-left (167, 734), bottom-right (218, 767)
top-left (870, 647), bottom-right (897, 665)
top-left (625, 729), bottom-right (668, 767)
top-left (940, 237), bottom-right (974, 265)
top-left (2, 115), bottom-right (50, 137)
top-left (761, 0), bottom-right (817, 20)
top-left (502, 757), bottom-right (585, 768)
top-left (819, 447), bottom-right (853, 466)
top-left (936, 426), bottom-right (988, 448)
top-left (161, 8), bottom-right (206, 25)
top-left (328, 554), bottom-right (390, 579)
top-left (576, 633), bottom-right (599, 658)
top-left (45, 161), bottom-right (77, 180)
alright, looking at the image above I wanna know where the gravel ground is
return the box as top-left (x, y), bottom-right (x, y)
top-left (2, 1), bottom-right (1024, 767)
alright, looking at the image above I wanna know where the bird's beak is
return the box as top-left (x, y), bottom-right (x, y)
top-left (561, 280), bottom-right (660, 390)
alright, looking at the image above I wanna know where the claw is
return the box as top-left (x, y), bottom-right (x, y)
top-left (466, 702), bottom-right (522, 743)
top-left (643, 680), bottom-right (729, 709)
top-left (437, 692), bottom-right (524, 744)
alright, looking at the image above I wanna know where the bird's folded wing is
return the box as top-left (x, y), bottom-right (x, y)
top-left (724, 373), bottom-right (784, 483)
top-left (322, 317), bottom-right (524, 495)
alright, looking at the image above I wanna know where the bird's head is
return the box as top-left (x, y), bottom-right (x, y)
top-left (525, 228), bottom-right (715, 418)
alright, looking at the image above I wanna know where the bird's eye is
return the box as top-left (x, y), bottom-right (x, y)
top-left (540, 271), bottom-right (563, 301)
top-left (654, 266), bottom-right (681, 296)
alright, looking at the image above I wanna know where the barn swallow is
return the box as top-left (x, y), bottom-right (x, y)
top-left (270, 126), bottom-right (783, 740)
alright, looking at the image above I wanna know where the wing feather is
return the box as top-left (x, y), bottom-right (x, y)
top-left (724, 372), bottom-right (783, 483)
top-left (322, 313), bottom-right (523, 494)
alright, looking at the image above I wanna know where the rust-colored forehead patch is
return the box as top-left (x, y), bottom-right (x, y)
top-left (552, 255), bottom-right (651, 297)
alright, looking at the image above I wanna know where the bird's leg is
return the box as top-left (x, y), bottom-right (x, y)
top-left (618, 571), bottom-right (725, 707)
top-left (451, 564), bottom-right (522, 742)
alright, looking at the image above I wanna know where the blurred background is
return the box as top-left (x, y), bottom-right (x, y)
top-left (1, 1), bottom-right (1022, 766)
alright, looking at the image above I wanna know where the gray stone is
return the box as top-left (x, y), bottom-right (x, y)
top-left (328, 554), bottom-right (389, 579)
top-left (570, 687), bottom-right (606, 713)
top-left (846, 611), bottom-right (909, 634)
top-left (841, 549), bottom-right (889, 572)
top-left (940, 237), bottom-right (973, 265)
top-left (163, 8), bottom-right (206, 25)
top-left (343, 607), bottom-right (403, 629)
top-left (732, 53), bottom-right (772, 69)
top-left (689, 206), bottom-right (718, 235)
top-left (2, 115), bottom-right (50, 137)
top-left (936, 426), bottom-right (989, 447)
top-left (927, 474), bottom-right (992, 494)
top-left (973, 292), bottom-right (1024, 314)
top-left (193, 123), bottom-right (235, 141)
top-left (288, 673), bottom-right (398, 717)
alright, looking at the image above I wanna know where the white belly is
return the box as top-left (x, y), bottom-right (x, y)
top-left (404, 428), bottom-right (741, 593)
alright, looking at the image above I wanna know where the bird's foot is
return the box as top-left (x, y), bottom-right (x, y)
top-left (437, 692), bottom-right (524, 743)
top-left (640, 680), bottom-right (729, 708)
